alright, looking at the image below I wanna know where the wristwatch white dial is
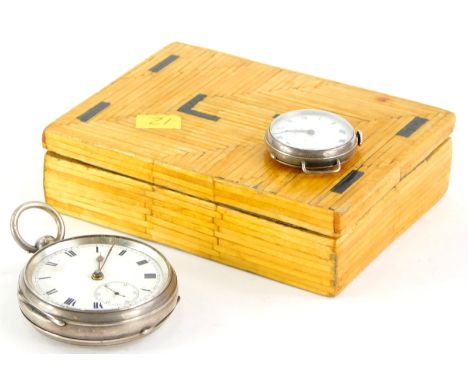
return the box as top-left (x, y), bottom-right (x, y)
top-left (265, 109), bottom-right (363, 173)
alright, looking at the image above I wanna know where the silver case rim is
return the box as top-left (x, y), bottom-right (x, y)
top-left (17, 235), bottom-right (179, 345)
top-left (265, 109), bottom-right (359, 168)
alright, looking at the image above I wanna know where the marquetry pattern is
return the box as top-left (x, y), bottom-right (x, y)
top-left (43, 43), bottom-right (454, 295)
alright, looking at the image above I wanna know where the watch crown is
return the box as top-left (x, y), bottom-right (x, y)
top-left (356, 130), bottom-right (363, 146)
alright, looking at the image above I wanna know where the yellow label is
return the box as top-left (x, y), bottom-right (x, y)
top-left (136, 114), bottom-right (181, 129)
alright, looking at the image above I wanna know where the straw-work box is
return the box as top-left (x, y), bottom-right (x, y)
top-left (43, 42), bottom-right (454, 296)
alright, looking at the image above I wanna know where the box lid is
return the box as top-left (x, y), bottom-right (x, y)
top-left (43, 42), bottom-right (454, 237)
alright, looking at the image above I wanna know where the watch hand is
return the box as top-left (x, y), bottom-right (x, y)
top-left (104, 285), bottom-right (118, 293)
top-left (104, 284), bottom-right (126, 298)
top-left (95, 250), bottom-right (104, 272)
top-left (91, 243), bottom-right (114, 281)
top-left (99, 243), bottom-right (115, 272)
top-left (277, 129), bottom-right (315, 135)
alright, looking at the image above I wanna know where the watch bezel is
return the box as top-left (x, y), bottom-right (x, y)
top-left (22, 235), bottom-right (173, 317)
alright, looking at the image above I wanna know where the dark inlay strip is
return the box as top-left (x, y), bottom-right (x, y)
top-left (331, 170), bottom-right (364, 194)
top-left (144, 273), bottom-right (157, 279)
top-left (137, 260), bottom-right (149, 266)
top-left (178, 94), bottom-right (220, 121)
top-left (150, 54), bottom-right (179, 72)
top-left (77, 101), bottom-right (110, 122)
top-left (397, 116), bottom-right (428, 138)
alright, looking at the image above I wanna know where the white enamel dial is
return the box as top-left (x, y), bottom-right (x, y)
top-left (270, 109), bottom-right (354, 151)
top-left (30, 242), bottom-right (169, 311)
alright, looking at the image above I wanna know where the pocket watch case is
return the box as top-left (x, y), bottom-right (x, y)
top-left (42, 42), bottom-right (455, 296)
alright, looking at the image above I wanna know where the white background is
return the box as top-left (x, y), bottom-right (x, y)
top-left (0, 0), bottom-right (466, 380)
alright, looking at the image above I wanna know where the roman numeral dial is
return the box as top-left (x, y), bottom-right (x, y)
top-left (31, 241), bottom-right (168, 312)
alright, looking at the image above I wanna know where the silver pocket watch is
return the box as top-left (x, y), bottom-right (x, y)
top-left (265, 109), bottom-right (363, 173)
top-left (10, 201), bottom-right (179, 345)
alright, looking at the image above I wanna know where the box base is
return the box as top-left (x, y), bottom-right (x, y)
top-left (44, 139), bottom-right (451, 296)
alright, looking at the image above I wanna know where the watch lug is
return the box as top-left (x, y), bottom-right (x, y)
top-left (301, 159), bottom-right (341, 174)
